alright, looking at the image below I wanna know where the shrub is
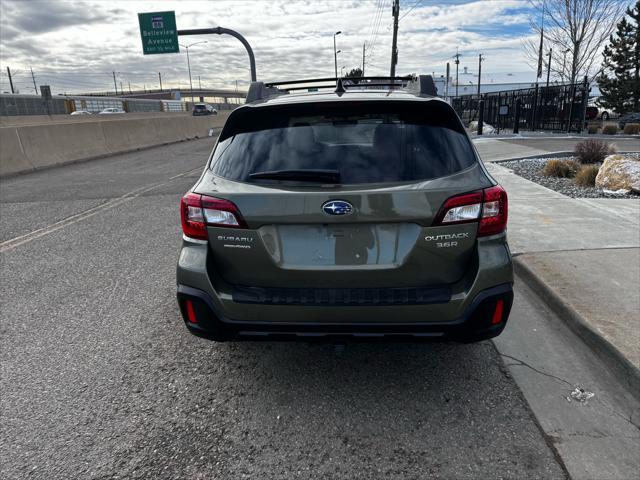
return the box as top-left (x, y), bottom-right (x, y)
top-left (575, 165), bottom-right (600, 187)
top-left (602, 124), bottom-right (618, 135)
top-left (587, 125), bottom-right (599, 134)
top-left (623, 123), bottom-right (640, 135)
top-left (574, 139), bottom-right (616, 164)
top-left (543, 159), bottom-right (581, 178)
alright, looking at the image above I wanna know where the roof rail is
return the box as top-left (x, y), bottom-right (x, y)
top-left (245, 74), bottom-right (437, 102)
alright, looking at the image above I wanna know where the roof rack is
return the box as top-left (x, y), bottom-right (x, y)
top-left (246, 75), bottom-right (438, 103)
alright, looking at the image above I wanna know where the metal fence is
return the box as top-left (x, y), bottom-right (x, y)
top-left (0, 93), bottom-right (239, 116)
top-left (451, 81), bottom-right (590, 133)
top-left (0, 95), bottom-right (68, 116)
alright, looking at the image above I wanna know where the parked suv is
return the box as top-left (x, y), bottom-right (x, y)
top-left (177, 76), bottom-right (513, 342)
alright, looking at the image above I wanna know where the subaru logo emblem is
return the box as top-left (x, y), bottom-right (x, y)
top-left (322, 200), bottom-right (353, 216)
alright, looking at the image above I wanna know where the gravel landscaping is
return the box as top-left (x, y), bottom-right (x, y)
top-left (500, 154), bottom-right (640, 199)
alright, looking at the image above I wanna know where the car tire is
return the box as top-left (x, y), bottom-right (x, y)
top-left (601, 112), bottom-right (609, 121)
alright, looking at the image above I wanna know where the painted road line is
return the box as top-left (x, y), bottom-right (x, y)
top-left (0, 167), bottom-right (201, 253)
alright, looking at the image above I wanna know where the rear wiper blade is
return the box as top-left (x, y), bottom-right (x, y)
top-left (248, 169), bottom-right (341, 183)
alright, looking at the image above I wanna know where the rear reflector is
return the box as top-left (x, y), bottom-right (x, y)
top-left (491, 299), bottom-right (504, 325)
top-left (185, 299), bottom-right (197, 323)
top-left (433, 185), bottom-right (508, 237)
top-left (181, 192), bottom-right (247, 240)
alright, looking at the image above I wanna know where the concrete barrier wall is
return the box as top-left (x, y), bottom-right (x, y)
top-left (0, 113), bottom-right (228, 177)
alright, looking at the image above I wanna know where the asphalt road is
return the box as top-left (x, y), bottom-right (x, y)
top-left (0, 137), bottom-right (635, 479)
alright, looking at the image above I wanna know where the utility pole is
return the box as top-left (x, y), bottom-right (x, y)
top-left (454, 50), bottom-right (461, 97)
top-left (120, 82), bottom-right (123, 95)
top-left (362, 42), bottom-right (366, 77)
top-left (477, 53), bottom-right (484, 96)
top-left (546, 48), bottom-right (552, 87)
top-left (159, 72), bottom-right (163, 91)
top-left (112, 71), bottom-right (118, 95)
top-left (198, 75), bottom-right (202, 89)
top-left (6, 66), bottom-right (14, 94)
top-left (128, 81), bottom-right (132, 94)
top-left (30, 67), bottom-right (38, 94)
top-left (389, 0), bottom-right (400, 78)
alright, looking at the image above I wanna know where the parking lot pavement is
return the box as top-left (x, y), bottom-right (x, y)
top-left (0, 139), bottom-right (566, 479)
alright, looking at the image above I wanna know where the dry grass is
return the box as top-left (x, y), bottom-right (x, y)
top-left (623, 123), bottom-right (640, 135)
top-left (543, 159), bottom-right (581, 178)
top-left (575, 165), bottom-right (600, 186)
top-left (602, 124), bottom-right (618, 135)
top-left (574, 139), bottom-right (616, 164)
top-left (587, 125), bottom-right (599, 134)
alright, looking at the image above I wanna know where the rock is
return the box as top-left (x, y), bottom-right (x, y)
top-left (595, 155), bottom-right (640, 193)
top-left (468, 121), bottom-right (496, 135)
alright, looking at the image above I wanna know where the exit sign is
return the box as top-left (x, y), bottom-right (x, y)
top-left (138, 11), bottom-right (179, 55)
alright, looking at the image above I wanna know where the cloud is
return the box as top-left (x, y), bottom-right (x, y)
top-left (0, 0), bottom-right (537, 94)
top-left (1, 0), bottom-right (104, 34)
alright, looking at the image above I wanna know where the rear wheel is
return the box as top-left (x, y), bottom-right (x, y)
top-left (601, 111), bottom-right (609, 121)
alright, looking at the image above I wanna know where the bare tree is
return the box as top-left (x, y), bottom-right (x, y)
top-left (523, 0), bottom-right (628, 84)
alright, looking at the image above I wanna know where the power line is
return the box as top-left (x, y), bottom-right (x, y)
top-left (366, 0), bottom-right (385, 48)
top-left (400, 0), bottom-right (423, 20)
top-left (367, 0), bottom-right (389, 57)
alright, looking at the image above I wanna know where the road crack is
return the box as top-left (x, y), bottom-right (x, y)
top-left (500, 353), bottom-right (574, 388)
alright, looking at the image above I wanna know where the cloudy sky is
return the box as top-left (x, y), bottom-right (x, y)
top-left (0, 0), bottom-right (562, 94)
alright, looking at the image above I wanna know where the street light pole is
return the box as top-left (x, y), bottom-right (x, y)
top-left (333, 31), bottom-right (342, 79)
top-left (546, 48), bottom-right (552, 87)
top-left (180, 41), bottom-right (208, 104)
top-left (186, 48), bottom-right (193, 102)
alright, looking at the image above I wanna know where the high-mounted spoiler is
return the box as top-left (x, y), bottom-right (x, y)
top-left (245, 75), bottom-right (438, 103)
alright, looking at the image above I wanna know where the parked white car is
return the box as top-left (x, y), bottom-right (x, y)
top-left (99, 108), bottom-right (125, 115)
top-left (70, 110), bottom-right (92, 115)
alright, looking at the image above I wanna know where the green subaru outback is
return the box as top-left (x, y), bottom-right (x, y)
top-left (177, 76), bottom-right (513, 342)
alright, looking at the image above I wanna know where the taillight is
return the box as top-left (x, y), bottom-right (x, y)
top-left (478, 185), bottom-right (508, 236)
top-left (180, 192), bottom-right (246, 240)
top-left (433, 185), bottom-right (508, 237)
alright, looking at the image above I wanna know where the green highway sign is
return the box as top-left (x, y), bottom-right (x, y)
top-left (138, 11), bottom-right (179, 55)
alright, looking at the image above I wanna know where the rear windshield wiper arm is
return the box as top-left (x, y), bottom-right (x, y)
top-left (248, 169), bottom-right (341, 183)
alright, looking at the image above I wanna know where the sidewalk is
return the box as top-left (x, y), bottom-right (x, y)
top-left (474, 136), bottom-right (640, 162)
top-left (482, 157), bottom-right (640, 394)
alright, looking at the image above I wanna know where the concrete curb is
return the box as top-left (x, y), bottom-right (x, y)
top-left (513, 256), bottom-right (640, 402)
top-left (492, 151), bottom-right (573, 162)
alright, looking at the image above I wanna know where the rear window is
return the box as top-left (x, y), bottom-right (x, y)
top-left (211, 101), bottom-right (476, 184)
top-left (194, 104), bottom-right (207, 110)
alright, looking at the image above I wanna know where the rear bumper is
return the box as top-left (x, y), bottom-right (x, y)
top-left (177, 282), bottom-right (513, 342)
